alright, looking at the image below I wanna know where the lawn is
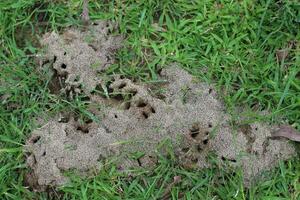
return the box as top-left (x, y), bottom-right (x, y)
top-left (0, 0), bottom-right (299, 199)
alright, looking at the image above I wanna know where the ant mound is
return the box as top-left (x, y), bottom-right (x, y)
top-left (38, 20), bottom-right (122, 98)
top-left (25, 66), bottom-right (295, 189)
top-left (26, 22), bottom-right (296, 190)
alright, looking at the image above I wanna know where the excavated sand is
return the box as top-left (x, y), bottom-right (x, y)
top-left (39, 20), bottom-right (122, 97)
top-left (25, 21), bottom-right (296, 189)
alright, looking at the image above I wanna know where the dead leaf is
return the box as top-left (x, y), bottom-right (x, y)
top-left (271, 125), bottom-right (300, 142)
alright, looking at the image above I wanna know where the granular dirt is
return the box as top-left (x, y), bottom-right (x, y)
top-left (25, 21), bottom-right (296, 189)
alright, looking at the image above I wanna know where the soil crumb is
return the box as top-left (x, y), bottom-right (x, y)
top-left (26, 22), bottom-right (296, 190)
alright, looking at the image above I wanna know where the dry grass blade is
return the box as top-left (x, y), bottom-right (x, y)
top-left (160, 176), bottom-right (182, 200)
top-left (81, 0), bottom-right (90, 25)
top-left (271, 125), bottom-right (300, 142)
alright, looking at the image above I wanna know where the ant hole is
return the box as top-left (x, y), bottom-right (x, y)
top-left (142, 111), bottom-right (149, 119)
top-left (196, 144), bottom-right (203, 152)
top-left (61, 63), bottom-right (67, 69)
top-left (42, 151), bottom-right (46, 156)
top-left (114, 114), bottom-right (118, 118)
top-left (137, 158), bottom-right (142, 167)
top-left (93, 22), bottom-right (99, 26)
top-left (157, 68), bottom-right (163, 75)
top-left (130, 89), bottom-right (138, 96)
top-left (205, 131), bottom-right (210, 136)
top-left (120, 75), bottom-right (125, 79)
top-left (118, 82), bottom-right (126, 89)
top-left (150, 107), bottom-right (156, 113)
top-left (182, 147), bottom-right (189, 153)
top-left (88, 44), bottom-right (97, 51)
top-left (137, 100), bottom-right (147, 108)
top-left (53, 55), bottom-right (57, 63)
top-left (77, 126), bottom-right (89, 133)
top-left (84, 118), bottom-right (93, 124)
top-left (42, 59), bottom-right (50, 66)
top-left (208, 88), bottom-right (213, 94)
top-left (221, 156), bottom-right (236, 163)
top-left (190, 127), bottom-right (200, 138)
top-left (255, 127), bottom-right (258, 131)
top-left (113, 94), bottom-right (124, 101)
top-left (31, 136), bottom-right (41, 144)
top-left (208, 123), bottom-right (213, 128)
top-left (203, 139), bottom-right (209, 145)
top-left (97, 154), bottom-right (105, 162)
top-left (63, 52), bottom-right (66, 55)
top-left (124, 102), bottom-right (131, 110)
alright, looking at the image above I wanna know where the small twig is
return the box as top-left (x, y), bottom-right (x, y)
top-left (271, 125), bottom-right (300, 142)
top-left (160, 176), bottom-right (181, 200)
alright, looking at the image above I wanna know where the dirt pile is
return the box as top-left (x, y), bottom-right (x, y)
top-left (39, 20), bottom-right (122, 97)
top-left (25, 21), bottom-right (296, 189)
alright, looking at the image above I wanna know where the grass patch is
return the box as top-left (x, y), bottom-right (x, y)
top-left (0, 0), bottom-right (299, 199)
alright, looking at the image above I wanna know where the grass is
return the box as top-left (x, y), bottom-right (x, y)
top-left (0, 0), bottom-right (299, 199)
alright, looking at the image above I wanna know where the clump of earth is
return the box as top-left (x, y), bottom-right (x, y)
top-left (25, 20), bottom-right (296, 190)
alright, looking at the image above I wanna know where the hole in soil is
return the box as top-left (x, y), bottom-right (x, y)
top-left (190, 126), bottom-right (200, 138)
top-left (103, 125), bottom-right (111, 133)
top-left (53, 55), bottom-right (57, 63)
top-left (128, 89), bottom-right (138, 97)
top-left (196, 144), bottom-right (203, 152)
top-left (203, 139), bottom-right (209, 145)
top-left (31, 136), bottom-right (41, 144)
top-left (208, 123), bottom-right (213, 128)
top-left (97, 154), bottom-right (105, 162)
top-left (81, 96), bottom-right (90, 102)
top-left (77, 126), bottom-right (89, 133)
top-left (150, 107), bottom-right (156, 113)
top-left (112, 94), bottom-right (124, 101)
top-left (74, 75), bottom-right (80, 82)
top-left (61, 63), bottom-right (67, 69)
top-left (136, 100), bottom-right (147, 108)
top-left (182, 147), bottom-right (189, 153)
top-left (106, 55), bottom-right (111, 62)
top-left (142, 111), bottom-right (149, 119)
top-left (120, 75), bottom-right (125, 79)
top-left (114, 114), bottom-right (118, 118)
top-left (84, 118), bottom-right (93, 124)
top-left (88, 44), bottom-right (97, 51)
top-left (208, 88), bottom-right (212, 94)
top-left (124, 102), bottom-right (131, 110)
top-left (41, 59), bottom-right (50, 66)
top-left (63, 52), bottom-right (66, 55)
top-left (221, 156), bottom-right (236, 163)
top-left (137, 158), bottom-right (142, 167)
top-left (42, 151), bottom-right (46, 156)
top-left (93, 22), bottom-right (99, 26)
top-left (157, 68), bottom-right (163, 75)
top-left (118, 82), bottom-right (126, 89)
